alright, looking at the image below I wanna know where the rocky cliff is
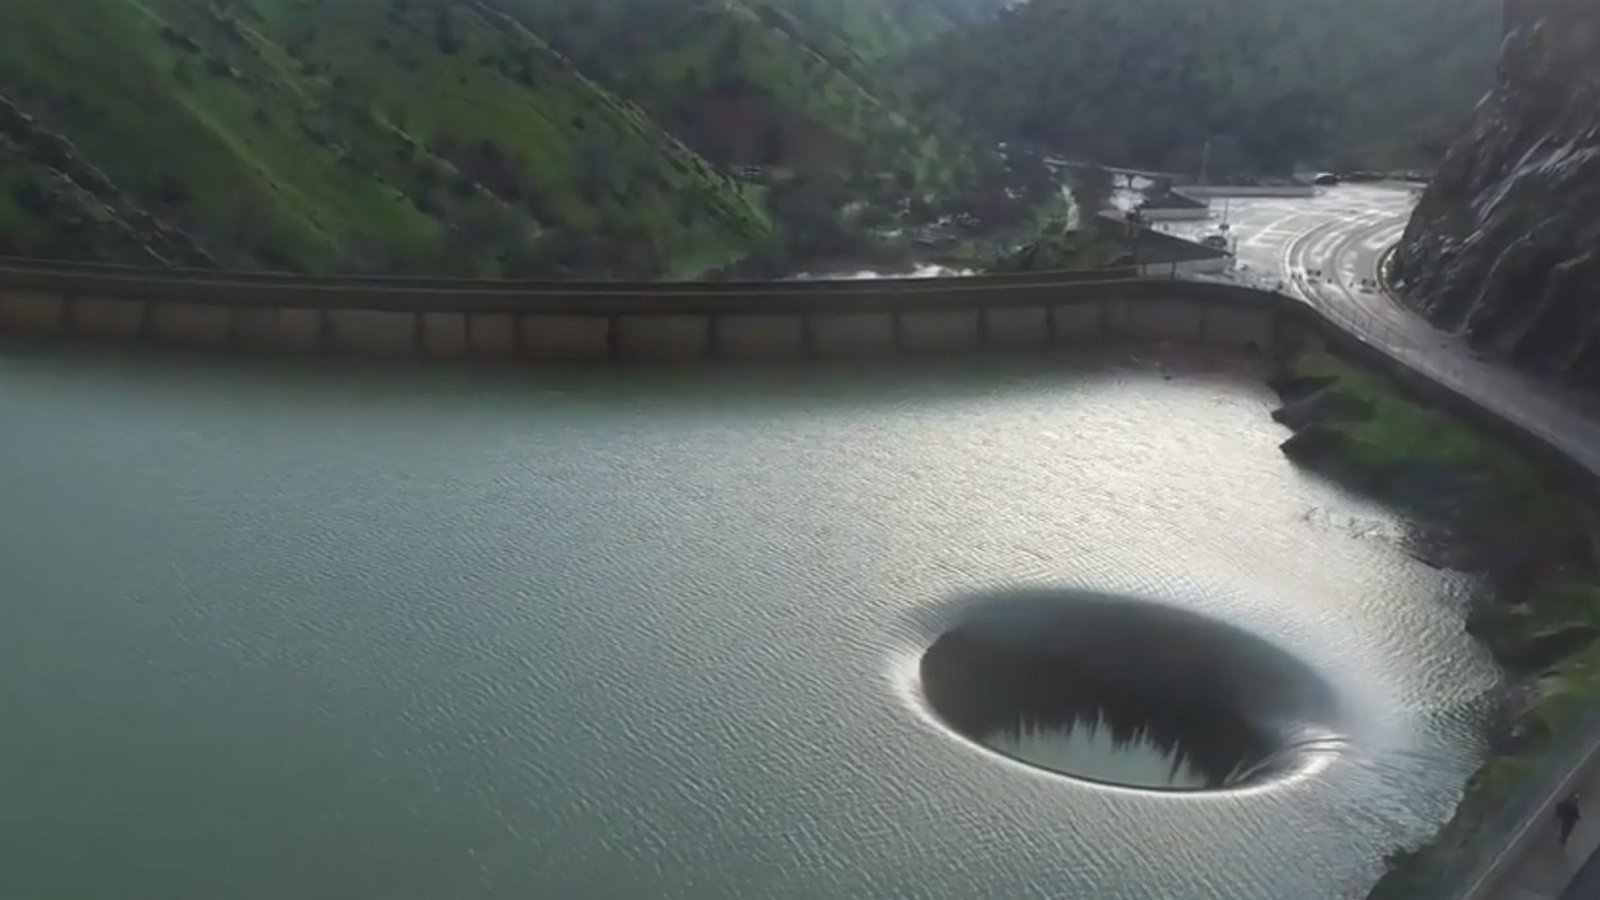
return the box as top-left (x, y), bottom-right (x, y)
top-left (1392, 0), bottom-right (1600, 380)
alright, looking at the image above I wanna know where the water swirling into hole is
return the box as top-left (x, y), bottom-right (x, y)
top-left (986, 714), bottom-right (1235, 790)
top-left (917, 591), bottom-right (1348, 792)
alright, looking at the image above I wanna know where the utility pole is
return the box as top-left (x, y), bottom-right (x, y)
top-left (1199, 139), bottom-right (1212, 186)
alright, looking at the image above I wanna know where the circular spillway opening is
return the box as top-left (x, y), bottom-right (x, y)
top-left (918, 592), bottom-right (1345, 792)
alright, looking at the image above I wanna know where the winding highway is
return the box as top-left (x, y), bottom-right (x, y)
top-left (1167, 183), bottom-right (1600, 422)
top-left (1161, 184), bottom-right (1413, 291)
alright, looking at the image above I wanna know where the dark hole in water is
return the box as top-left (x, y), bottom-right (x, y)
top-left (918, 592), bottom-right (1342, 792)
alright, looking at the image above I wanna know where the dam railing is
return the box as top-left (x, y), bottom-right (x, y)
top-left (0, 255), bottom-right (1142, 297)
top-left (0, 256), bottom-right (1285, 360)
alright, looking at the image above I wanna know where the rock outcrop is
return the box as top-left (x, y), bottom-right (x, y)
top-left (1392, 0), bottom-right (1600, 380)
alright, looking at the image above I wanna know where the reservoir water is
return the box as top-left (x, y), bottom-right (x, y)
top-left (0, 342), bottom-right (1499, 899)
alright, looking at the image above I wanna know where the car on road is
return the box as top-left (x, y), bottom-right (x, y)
top-left (1312, 172), bottom-right (1341, 186)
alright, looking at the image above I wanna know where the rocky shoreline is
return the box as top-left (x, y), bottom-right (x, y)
top-left (1268, 349), bottom-right (1600, 897)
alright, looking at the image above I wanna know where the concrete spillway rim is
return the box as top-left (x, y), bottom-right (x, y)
top-left (902, 590), bottom-right (1351, 796)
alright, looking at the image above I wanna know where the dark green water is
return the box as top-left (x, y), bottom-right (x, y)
top-left (0, 343), bottom-right (1497, 899)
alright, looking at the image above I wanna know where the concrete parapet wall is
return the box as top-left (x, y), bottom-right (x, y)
top-left (1126, 298), bottom-right (1207, 342)
top-left (811, 313), bottom-right (896, 358)
top-left (1052, 303), bottom-right (1103, 341)
top-left (1203, 304), bottom-right (1277, 349)
top-left (236, 308), bottom-right (324, 354)
top-left (0, 276), bottom-right (1295, 364)
top-left (421, 313), bottom-right (468, 360)
top-left (985, 307), bottom-right (1050, 350)
top-left (467, 314), bottom-right (517, 359)
top-left (148, 302), bottom-right (232, 348)
top-left (518, 314), bottom-right (608, 362)
top-left (71, 296), bottom-right (146, 339)
top-left (0, 290), bottom-right (67, 334)
top-left (900, 309), bottom-right (981, 354)
top-left (0, 265), bottom-right (1309, 368)
top-left (327, 309), bottom-right (417, 357)
top-left (616, 314), bottom-right (710, 362)
top-left (717, 315), bottom-right (805, 361)
top-left (1101, 298), bottom-right (1132, 336)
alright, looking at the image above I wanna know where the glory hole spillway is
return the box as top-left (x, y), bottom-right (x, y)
top-left (918, 592), bottom-right (1347, 792)
top-left (0, 343), bottom-right (1497, 900)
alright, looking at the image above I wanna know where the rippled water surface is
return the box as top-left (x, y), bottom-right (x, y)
top-left (0, 343), bottom-right (1499, 899)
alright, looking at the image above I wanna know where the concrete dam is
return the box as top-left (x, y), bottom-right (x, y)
top-left (0, 259), bottom-right (1284, 361)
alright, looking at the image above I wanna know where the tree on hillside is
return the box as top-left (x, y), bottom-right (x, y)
top-left (766, 174), bottom-right (854, 260)
top-left (1069, 163), bottom-right (1114, 224)
top-left (988, 216), bottom-right (1117, 274)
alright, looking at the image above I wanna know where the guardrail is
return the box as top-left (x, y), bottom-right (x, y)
top-left (0, 257), bottom-right (1236, 314)
top-left (0, 258), bottom-right (1165, 314)
top-left (0, 256), bottom-right (1141, 294)
top-left (1437, 703), bottom-right (1600, 900)
top-left (0, 257), bottom-right (1281, 361)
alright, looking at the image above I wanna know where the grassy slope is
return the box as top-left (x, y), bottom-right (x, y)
top-left (0, 0), bottom-right (769, 275)
top-left (0, 155), bottom-right (55, 257)
top-left (517, 0), bottom-right (986, 195)
top-left (0, 0), bottom-right (406, 270)
top-left (764, 0), bottom-right (956, 66)
top-left (0, 153), bottom-right (144, 261)
top-left (1293, 352), bottom-right (1548, 486)
top-left (0, 140), bottom-right (209, 264)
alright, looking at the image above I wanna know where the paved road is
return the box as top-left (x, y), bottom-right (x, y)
top-left (1562, 828), bottom-right (1600, 899)
top-left (1161, 183), bottom-right (1418, 291)
top-left (1161, 183), bottom-right (1600, 424)
top-left (1185, 185), bottom-right (1600, 900)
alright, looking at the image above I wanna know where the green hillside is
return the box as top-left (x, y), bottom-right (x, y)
top-left (7, 0), bottom-right (1489, 277)
top-left (0, 0), bottom-right (771, 276)
top-left (901, 0), bottom-right (1501, 174)
top-left (762, 0), bottom-right (958, 65)
top-left (492, 0), bottom-right (1041, 273)
top-left (515, 0), bottom-right (992, 195)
